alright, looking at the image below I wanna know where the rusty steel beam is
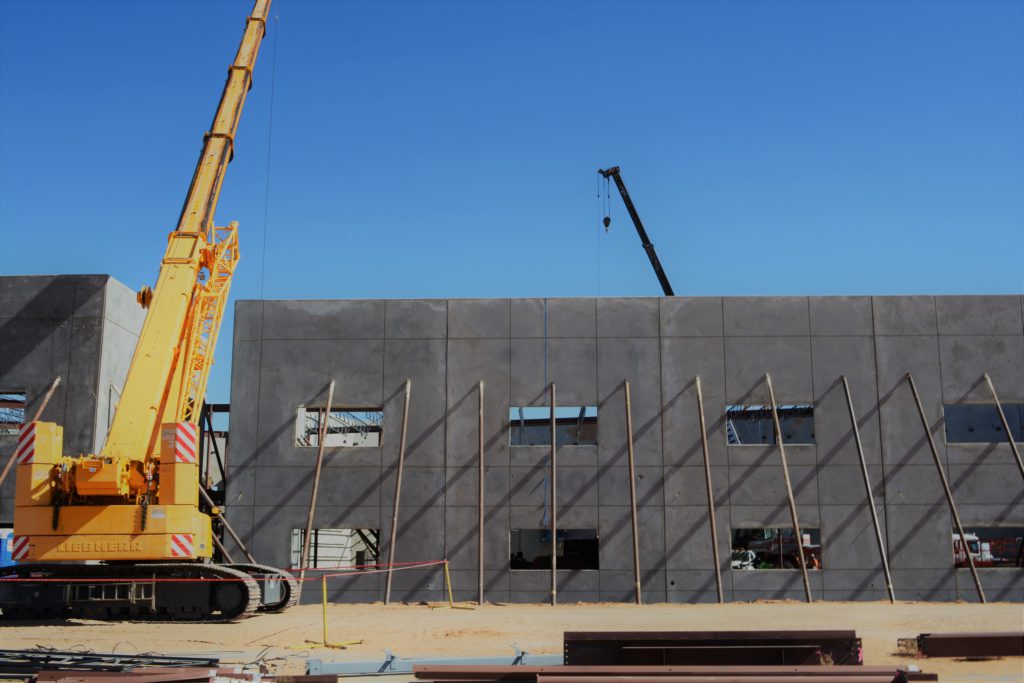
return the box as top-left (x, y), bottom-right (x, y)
top-left (983, 373), bottom-right (1024, 482)
top-left (916, 631), bottom-right (1024, 658)
top-left (624, 381), bottom-right (642, 605)
top-left (299, 379), bottom-right (335, 584)
top-left (478, 380), bottom-right (486, 605)
top-left (537, 676), bottom-right (897, 683)
top-left (840, 376), bottom-right (895, 603)
top-left (694, 376), bottom-right (723, 603)
top-left (385, 379), bottom-right (412, 605)
top-left (764, 374), bottom-right (813, 603)
top-left (564, 630), bottom-right (863, 666)
top-left (549, 383), bottom-right (558, 606)
top-left (413, 665), bottom-right (934, 682)
top-left (905, 373), bottom-right (985, 603)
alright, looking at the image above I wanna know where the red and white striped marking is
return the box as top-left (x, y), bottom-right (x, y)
top-left (174, 423), bottom-right (198, 464)
top-left (14, 423), bottom-right (36, 464)
top-left (10, 535), bottom-right (30, 561)
top-left (170, 533), bottom-right (194, 558)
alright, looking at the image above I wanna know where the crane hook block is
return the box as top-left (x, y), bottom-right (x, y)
top-left (602, 216), bottom-right (611, 231)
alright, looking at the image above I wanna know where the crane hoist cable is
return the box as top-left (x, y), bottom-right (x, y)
top-left (259, 0), bottom-right (282, 299)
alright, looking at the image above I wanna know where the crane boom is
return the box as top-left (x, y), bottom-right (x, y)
top-left (105, 0), bottom-right (270, 463)
top-left (598, 166), bottom-right (675, 296)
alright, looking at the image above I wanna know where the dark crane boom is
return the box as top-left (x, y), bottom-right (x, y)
top-left (598, 166), bottom-right (675, 296)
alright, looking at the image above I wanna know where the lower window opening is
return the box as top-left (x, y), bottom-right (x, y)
top-left (731, 527), bottom-right (822, 570)
top-left (510, 528), bottom-right (599, 570)
top-left (290, 528), bottom-right (380, 569)
top-left (954, 527), bottom-right (1024, 568)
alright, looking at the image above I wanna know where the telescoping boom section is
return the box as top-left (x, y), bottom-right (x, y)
top-left (2, 0), bottom-right (297, 621)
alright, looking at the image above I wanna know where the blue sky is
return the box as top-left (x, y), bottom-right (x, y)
top-left (1, 0), bottom-right (1022, 403)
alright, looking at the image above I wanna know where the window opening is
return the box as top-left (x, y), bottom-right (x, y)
top-left (509, 406), bottom-right (597, 446)
top-left (944, 404), bottom-right (1024, 444)
top-left (731, 528), bottom-right (822, 570)
top-left (726, 404), bottom-right (815, 445)
top-left (509, 528), bottom-right (599, 570)
top-left (290, 528), bottom-right (380, 569)
top-left (296, 406), bottom-right (383, 447)
top-left (953, 527), bottom-right (1024, 568)
top-left (0, 392), bottom-right (26, 435)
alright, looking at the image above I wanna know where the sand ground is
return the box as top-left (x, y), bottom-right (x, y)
top-left (2, 601), bottom-right (1022, 682)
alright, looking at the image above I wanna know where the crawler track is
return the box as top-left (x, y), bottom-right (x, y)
top-left (0, 562), bottom-right (260, 622)
top-left (226, 562), bottom-right (301, 612)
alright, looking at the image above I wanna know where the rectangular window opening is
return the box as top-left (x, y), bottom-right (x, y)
top-left (726, 404), bottom-right (815, 445)
top-left (295, 406), bottom-right (383, 448)
top-left (510, 528), bottom-right (599, 570)
top-left (944, 404), bottom-right (1024, 444)
top-left (290, 528), bottom-right (380, 569)
top-left (0, 392), bottom-right (26, 436)
top-left (731, 528), bottom-right (822, 570)
top-left (953, 527), bottom-right (1024, 568)
top-left (509, 406), bottom-right (597, 446)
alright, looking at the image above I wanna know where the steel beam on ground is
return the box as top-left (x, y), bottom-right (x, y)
top-left (624, 381), bottom-right (642, 604)
top-left (983, 373), bottom-right (1024, 482)
top-left (300, 379), bottom-right (335, 585)
top-left (537, 676), bottom-right (901, 683)
top-left (385, 379), bottom-right (412, 605)
top-left (840, 376), bottom-right (895, 603)
top-left (905, 373), bottom-right (985, 603)
top-left (764, 374), bottom-right (813, 603)
top-left (563, 630), bottom-right (863, 666)
top-left (916, 631), bottom-right (1024, 657)
top-left (412, 665), bottom-right (934, 682)
top-left (308, 651), bottom-right (562, 675)
top-left (694, 376), bottom-right (724, 603)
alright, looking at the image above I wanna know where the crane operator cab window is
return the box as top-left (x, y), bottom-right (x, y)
top-left (295, 405), bottom-right (383, 448)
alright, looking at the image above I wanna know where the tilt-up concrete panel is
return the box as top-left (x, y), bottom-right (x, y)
top-left (723, 297), bottom-right (810, 337)
top-left (938, 335), bottom-right (1024, 402)
top-left (225, 295), bottom-right (1022, 604)
top-left (660, 297), bottom-right (724, 337)
top-left (810, 336), bottom-right (882, 467)
top-left (597, 338), bottom-right (662, 468)
top-left (935, 295), bottom-right (1023, 335)
top-left (660, 337), bottom-right (727, 468)
top-left (808, 297), bottom-right (874, 337)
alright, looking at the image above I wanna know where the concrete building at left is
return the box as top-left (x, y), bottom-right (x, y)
top-left (0, 275), bottom-right (145, 527)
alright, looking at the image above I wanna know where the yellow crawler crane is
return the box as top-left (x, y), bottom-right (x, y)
top-left (0, 0), bottom-right (296, 621)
